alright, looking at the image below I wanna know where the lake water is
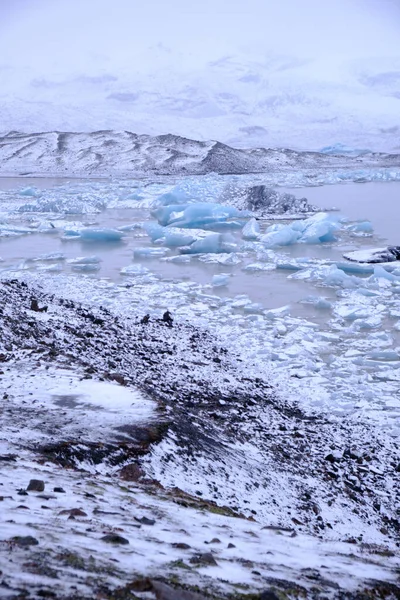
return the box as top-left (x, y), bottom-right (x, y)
top-left (1, 176), bottom-right (400, 433)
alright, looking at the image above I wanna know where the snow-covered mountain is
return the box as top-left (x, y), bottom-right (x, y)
top-left (0, 130), bottom-right (399, 177)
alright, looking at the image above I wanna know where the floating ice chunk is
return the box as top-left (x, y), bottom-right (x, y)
top-left (36, 263), bottom-right (63, 272)
top-left (324, 265), bottom-right (360, 288)
top-left (336, 262), bottom-right (374, 275)
top-left (243, 302), bottom-right (264, 314)
top-left (367, 350), bottom-right (400, 361)
top-left (356, 287), bottom-right (381, 297)
top-left (300, 296), bottom-right (332, 309)
top-left (347, 221), bottom-right (373, 234)
top-left (243, 262), bottom-right (275, 272)
top-left (133, 247), bottom-right (169, 258)
top-left (212, 273), bottom-right (231, 287)
top-left (80, 228), bottom-right (125, 243)
top-left (144, 222), bottom-right (208, 247)
top-left (71, 263), bottom-right (100, 272)
top-left (161, 254), bottom-right (192, 264)
top-left (68, 256), bottom-right (101, 265)
top-left (261, 226), bottom-right (300, 248)
top-left (152, 202), bottom-right (245, 230)
top-left (120, 264), bottom-right (150, 276)
top-left (117, 223), bottom-right (143, 232)
top-left (242, 218), bottom-right (260, 240)
top-left (264, 305), bottom-right (291, 319)
top-left (151, 204), bottom-right (187, 226)
top-left (198, 252), bottom-right (242, 265)
top-left (351, 316), bottom-right (383, 330)
top-left (371, 266), bottom-right (400, 282)
top-left (261, 213), bottom-right (340, 247)
top-left (180, 232), bottom-right (236, 254)
top-left (292, 212), bottom-right (340, 243)
top-left (32, 252), bottom-right (66, 262)
top-left (0, 223), bottom-right (33, 237)
top-left (276, 258), bottom-right (317, 271)
top-left (334, 305), bottom-right (374, 320)
top-left (19, 187), bottom-right (40, 197)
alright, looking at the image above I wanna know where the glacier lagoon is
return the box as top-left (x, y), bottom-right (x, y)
top-left (1, 175), bottom-right (400, 436)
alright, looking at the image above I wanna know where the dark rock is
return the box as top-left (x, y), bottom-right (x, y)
top-left (227, 543), bottom-right (236, 549)
top-left (189, 552), bottom-right (218, 566)
top-left (101, 533), bottom-right (129, 545)
top-left (259, 589), bottom-right (284, 600)
top-left (141, 314), bottom-right (150, 324)
top-left (53, 487), bottom-right (65, 493)
top-left (119, 463), bottom-right (145, 482)
top-left (17, 489), bottom-right (28, 496)
top-left (105, 371), bottom-right (127, 385)
top-left (152, 580), bottom-right (208, 600)
top-left (162, 310), bottom-right (173, 327)
top-left (27, 479), bottom-right (45, 492)
top-left (172, 542), bottom-right (191, 549)
top-left (12, 536), bottom-right (39, 547)
top-left (134, 516), bottom-right (156, 525)
top-left (59, 508), bottom-right (88, 517)
top-left (30, 298), bottom-right (48, 313)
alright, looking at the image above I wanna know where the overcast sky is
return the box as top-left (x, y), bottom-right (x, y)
top-left (1, 0), bottom-right (399, 78)
top-left (0, 0), bottom-right (399, 149)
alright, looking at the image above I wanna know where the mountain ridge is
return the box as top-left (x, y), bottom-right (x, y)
top-left (1, 130), bottom-right (399, 177)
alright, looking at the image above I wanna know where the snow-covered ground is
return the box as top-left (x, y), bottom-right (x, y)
top-left (1, 173), bottom-right (400, 598)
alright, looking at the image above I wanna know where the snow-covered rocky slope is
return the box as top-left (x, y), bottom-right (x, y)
top-left (1, 130), bottom-right (399, 177)
top-left (1, 279), bottom-right (399, 599)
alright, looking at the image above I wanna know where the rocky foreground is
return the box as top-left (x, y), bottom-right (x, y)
top-left (0, 278), bottom-right (399, 599)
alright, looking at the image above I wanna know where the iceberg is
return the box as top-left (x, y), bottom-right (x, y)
top-left (346, 221), bottom-right (373, 234)
top-left (242, 218), bottom-right (261, 240)
top-left (152, 202), bottom-right (246, 230)
top-left (144, 222), bottom-right (203, 247)
top-left (260, 213), bottom-right (340, 248)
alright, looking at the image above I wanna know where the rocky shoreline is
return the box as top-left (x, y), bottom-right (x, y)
top-left (1, 278), bottom-right (399, 599)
